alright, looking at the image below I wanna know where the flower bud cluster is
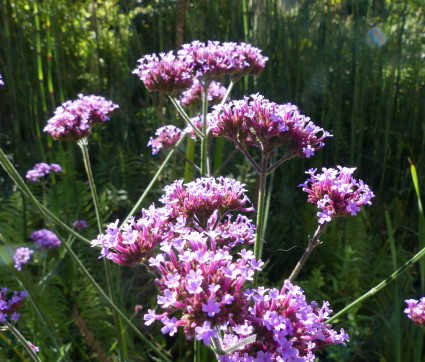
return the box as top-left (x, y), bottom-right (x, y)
top-left (179, 80), bottom-right (228, 108)
top-left (133, 41), bottom-right (268, 94)
top-left (405, 298), bottom-right (425, 327)
top-left (178, 41), bottom-right (268, 82)
top-left (299, 166), bottom-right (375, 224)
top-left (133, 52), bottom-right (194, 94)
top-left (13, 247), bottom-right (34, 271)
top-left (44, 94), bottom-right (119, 141)
top-left (0, 287), bottom-right (28, 323)
top-left (148, 125), bottom-right (184, 155)
top-left (30, 229), bottom-right (61, 249)
top-left (73, 219), bottom-right (88, 230)
top-left (211, 93), bottom-right (332, 156)
top-left (219, 280), bottom-right (349, 361)
top-left (25, 162), bottom-right (62, 182)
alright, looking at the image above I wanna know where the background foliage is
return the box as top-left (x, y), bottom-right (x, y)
top-left (1, 0), bottom-right (425, 360)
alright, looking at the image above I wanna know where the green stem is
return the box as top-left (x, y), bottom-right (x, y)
top-left (173, 146), bottom-right (201, 173)
top-left (4, 322), bottom-right (42, 362)
top-left (119, 134), bottom-right (187, 228)
top-left (201, 83), bottom-right (210, 176)
top-left (77, 138), bottom-right (126, 361)
top-left (328, 242), bottom-right (425, 323)
top-left (168, 96), bottom-right (203, 138)
top-left (288, 224), bottom-right (326, 283)
top-left (253, 153), bottom-right (268, 287)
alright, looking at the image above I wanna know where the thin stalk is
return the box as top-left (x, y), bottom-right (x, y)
top-left (45, 0), bottom-right (55, 110)
top-left (119, 134), bottom-right (187, 228)
top-left (212, 148), bottom-right (238, 177)
top-left (168, 96), bottom-right (203, 138)
top-left (233, 139), bottom-right (261, 173)
top-left (385, 210), bottom-right (401, 362)
top-left (4, 322), bottom-right (41, 362)
top-left (201, 84), bottom-right (210, 176)
top-left (173, 146), bottom-right (201, 173)
top-left (253, 153), bottom-right (268, 286)
top-left (266, 153), bottom-right (296, 174)
top-left (184, 137), bottom-right (196, 182)
top-left (288, 224), bottom-right (326, 283)
top-left (77, 138), bottom-right (127, 361)
top-left (0, 331), bottom-right (27, 361)
top-left (328, 243), bottom-right (425, 323)
top-left (0, 147), bottom-right (91, 244)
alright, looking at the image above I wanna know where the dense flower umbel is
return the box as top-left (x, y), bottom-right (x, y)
top-left (148, 125), bottom-right (184, 155)
top-left (44, 94), bottom-right (119, 141)
top-left (91, 207), bottom-right (171, 266)
top-left (178, 41), bottom-right (268, 82)
top-left (25, 162), bottom-right (62, 182)
top-left (299, 166), bottom-right (375, 224)
top-left (132, 51), bottom-right (194, 94)
top-left (219, 280), bottom-right (349, 361)
top-left (211, 94), bottom-right (331, 155)
top-left (13, 247), bottom-right (34, 271)
top-left (404, 298), bottom-right (425, 327)
top-left (159, 177), bottom-right (254, 227)
top-left (179, 79), bottom-right (228, 108)
top-left (0, 287), bottom-right (28, 323)
top-left (30, 229), bottom-right (61, 249)
top-left (146, 230), bottom-right (262, 340)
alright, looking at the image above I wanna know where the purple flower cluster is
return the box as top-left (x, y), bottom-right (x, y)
top-left (211, 93), bottom-right (332, 156)
top-left (148, 125), bottom-right (184, 155)
top-left (179, 80), bottom-right (228, 108)
top-left (25, 162), bottom-right (62, 182)
top-left (13, 247), bottom-right (34, 271)
top-left (30, 229), bottom-right (61, 249)
top-left (0, 73), bottom-right (4, 86)
top-left (44, 94), bottom-right (119, 141)
top-left (219, 280), bottom-right (349, 361)
top-left (159, 177), bottom-right (254, 227)
top-left (299, 166), bottom-right (375, 224)
top-left (405, 298), bottom-right (425, 327)
top-left (178, 41), bottom-right (268, 82)
top-left (0, 287), bottom-right (28, 323)
top-left (133, 52), bottom-right (194, 94)
top-left (73, 220), bottom-right (88, 230)
top-left (91, 208), bottom-right (170, 267)
top-left (133, 41), bottom-right (268, 94)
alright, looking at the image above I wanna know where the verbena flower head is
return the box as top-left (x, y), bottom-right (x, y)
top-left (0, 287), bottom-right (28, 323)
top-left (13, 247), bottom-right (34, 271)
top-left (219, 280), bottom-right (349, 360)
top-left (0, 74), bottom-right (4, 86)
top-left (179, 79), bottom-right (228, 108)
top-left (132, 51), bottom-right (194, 94)
top-left (30, 229), bottom-right (61, 249)
top-left (73, 220), bottom-right (88, 230)
top-left (300, 166), bottom-right (375, 224)
top-left (44, 94), bottom-right (119, 141)
top-left (148, 125), bottom-right (183, 155)
top-left (178, 41), bottom-right (268, 82)
top-left (160, 177), bottom-right (254, 227)
top-left (211, 93), bottom-right (331, 155)
top-left (91, 208), bottom-right (170, 266)
top-left (405, 298), bottom-right (425, 327)
top-left (25, 162), bottom-right (62, 182)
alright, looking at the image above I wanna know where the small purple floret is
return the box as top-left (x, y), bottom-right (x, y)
top-left (13, 247), bottom-right (34, 271)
